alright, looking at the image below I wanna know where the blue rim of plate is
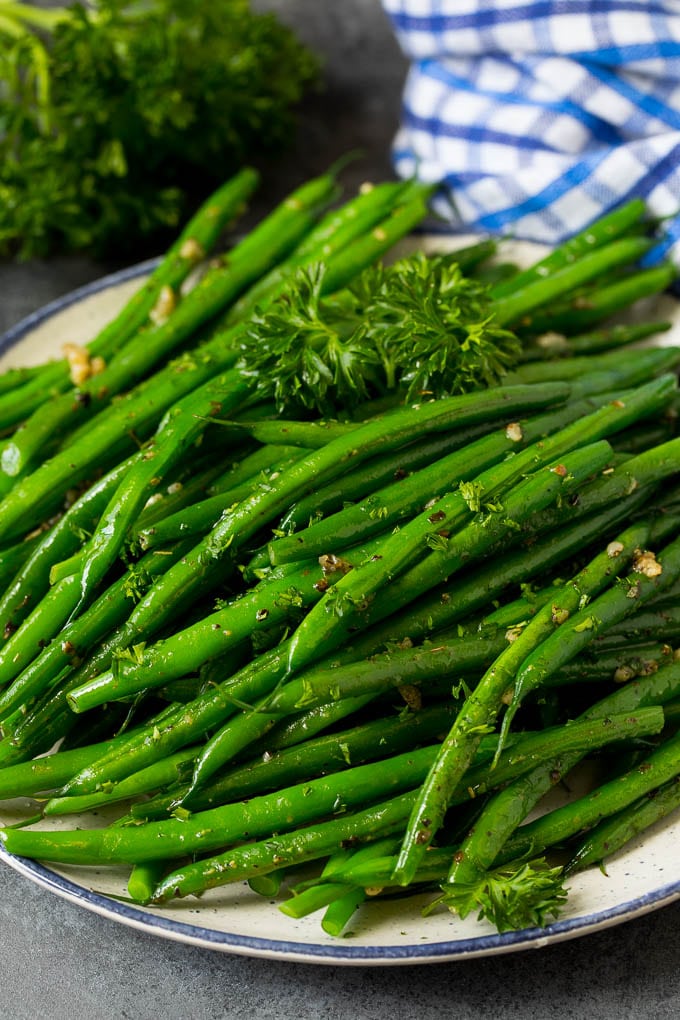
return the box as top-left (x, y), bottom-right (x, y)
top-left (0, 257), bottom-right (161, 359)
top-left (1, 260), bottom-right (679, 965)
top-left (2, 841), bottom-right (679, 964)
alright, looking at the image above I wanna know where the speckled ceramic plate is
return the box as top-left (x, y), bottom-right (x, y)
top-left (1, 244), bottom-right (680, 965)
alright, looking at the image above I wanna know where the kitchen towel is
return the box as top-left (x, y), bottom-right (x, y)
top-left (382, 1), bottom-right (680, 260)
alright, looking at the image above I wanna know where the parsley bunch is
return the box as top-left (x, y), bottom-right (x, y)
top-left (0, 0), bottom-right (319, 259)
top-left (238, 254), bottom-right (521, 415)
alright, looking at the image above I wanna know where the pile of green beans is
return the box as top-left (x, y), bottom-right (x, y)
top-left (0, 171), bottom-right (679, 940)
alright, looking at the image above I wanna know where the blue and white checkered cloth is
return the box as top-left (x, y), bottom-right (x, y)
top-left (381, 0), bottom-right (680, 261)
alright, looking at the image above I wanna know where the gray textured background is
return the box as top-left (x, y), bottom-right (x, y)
top-left (1, 2), bottom-right (680, 1016)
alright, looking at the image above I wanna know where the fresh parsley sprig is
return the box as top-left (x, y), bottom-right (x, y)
top-left (237, 264), bottom-right (381, 416)
top-left (238, 253), bottom-right (522, 415)
top-left (427, 857), bottom-right (569, 933)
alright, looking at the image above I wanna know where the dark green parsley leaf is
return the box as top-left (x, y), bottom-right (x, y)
top-left (428, 857), bottom-right (569, 933)
top-left (238, 264), bottom-right (379, 416)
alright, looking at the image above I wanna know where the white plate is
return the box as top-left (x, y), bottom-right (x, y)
top-left (1, 246), bottom-right (680, 966)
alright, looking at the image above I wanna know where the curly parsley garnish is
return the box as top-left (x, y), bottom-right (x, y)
top-left (427, 857), bottom-right (569, 934)
top-left (238, 254), bottom-right (521, 415)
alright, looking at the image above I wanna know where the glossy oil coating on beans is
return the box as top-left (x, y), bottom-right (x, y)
top-left (1, 175), bottom-right (680, 939)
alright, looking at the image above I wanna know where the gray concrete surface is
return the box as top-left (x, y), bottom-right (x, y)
top-left (1, 2), bottom-right (679, 1016)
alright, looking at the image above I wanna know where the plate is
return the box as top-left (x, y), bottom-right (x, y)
top-left (1, 247), bottom-right (680, 966)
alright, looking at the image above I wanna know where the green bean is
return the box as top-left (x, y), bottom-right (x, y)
top-left (174, 446), bottom-right (612, 798)
top-left (58, 702), bottom-right (463, 820)
top-left (317, 189), bottom-right (435, 296)
top-left (394, 525), bottom-right (680, 884)
top-left (128, 436), bottom-right (295, 549)
top-left (285, 436), bottom-right (616, 679)
top-left (225, 181), bottom-right (410, 324)
top-left (507, 534), bottom-right (680, 718)
top-left (0, 613), bottom-right (198, 762)
top-left (489, 199), bottom-right (647, 301)
top-left (305, 712), bottom-right (667, 902)
top-left (305, 848), bottom-right (454, 893)
top-left (496, 519), bottom-right (659, 743)
top-left (280, 881), bottom-right (357, 921)
top-left (521, 321), bottom-right (671, 362)
top-left (54, 651), bottom-right (292, 794)
top-left (127, 861), bottom-right (171, 905)
top-left (452, 654), bottom-right (680, 885)
top-left (214, 417), bottom-right (363, 449)
top-left (136, 450), bottom-right (306, 552)
top-left (65, 553), bottom-right (337, 714)
top-left (341, 708), bottom-right (673, 893)
top-left (379, 436), bottom-right (680, 635)
top-left (490, 236), bottom-right (654, 327)
top-left (247, 870), bottom-right (287, 898)
top-left (55, 609), bottom-right (414, 798)
top-left (0, 747), bottom-right (442, 866)
top-left (77, 383), bottom-right (567, 661)
top-left (363, 515), bottom-right (641, 674)
top-left (477, 585), bottom-right (560, 631)
top-left (71, 372), bottom-right (252, 608)
top-left (291, 182), bottom-right (412, 260)
top-left (447, 697), bottom-right (672, 890)
top-left (392, 520), bottom-right (654, 884)
top-left (0, 338), bottom-right (245, 542)
top-left (279, 423), bottom-right (496, 534)
top-left (41, 745), bottom-right (200, 817)
top-left (566, 775), bottom-right (680, 873)
top-left (188, 673), bottom-right (640, 824)
top-left (266, 384), bottom-right (668, 568)
top-left (0, 702), bottom-right (662, 886)
top-left (310, 484), bottom-right (651, 660)
top-left (68, 437), bottom-right (610, 718)
top-left (182, 633), bottom-right (506, 800)
top-left (212, 382), bottom-right (570, 559)
top-left (0, 540), bottom-right (195, 722)
top-left (80, 166), bottom-right (259, 363)
top-left (575, 358), bottom-right (680, 405)
top-left (132, 703), bottom-right (475, 820)
top-left (0, 573), bottom-right (85, 693)
top-left (613, 419), bottom-right (679, 456)
top-left (0, 533), bottom-right (44, 592)
top-left (281, 836), bottom-right (403, 922)
top-left (149, 705), bottom-right (667, 903)
top-left (241, 693), bottom-right (381, 758)
top-left (548, 642), bottom-right (675, 686)
top-left (507, 346), bottom-right (680, 388)
top-left (126, 456), bottom-right (238, 549)
top-left (0, 452), bottom-right (139, 639)
top-left (0, 731), bottom-right (139, 799)
top-left (496, 728), bottom-right (680, 865)
top-left (149, 792), bottom-right (417, 904)
top-left (600, 602), bottom-right (680, 644)
top-left (285, 374), bottom-right (676, 674)
top-left (0, 535), bottom-right (204, 767)
top-left (2, 188), bottom-right (678, 933)
top-left (318, 835), bottom-right (404, 887)
top-left (0, 364), bottom-right (43, 396)
top-left (519, 263), bottom-right (676, 337)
